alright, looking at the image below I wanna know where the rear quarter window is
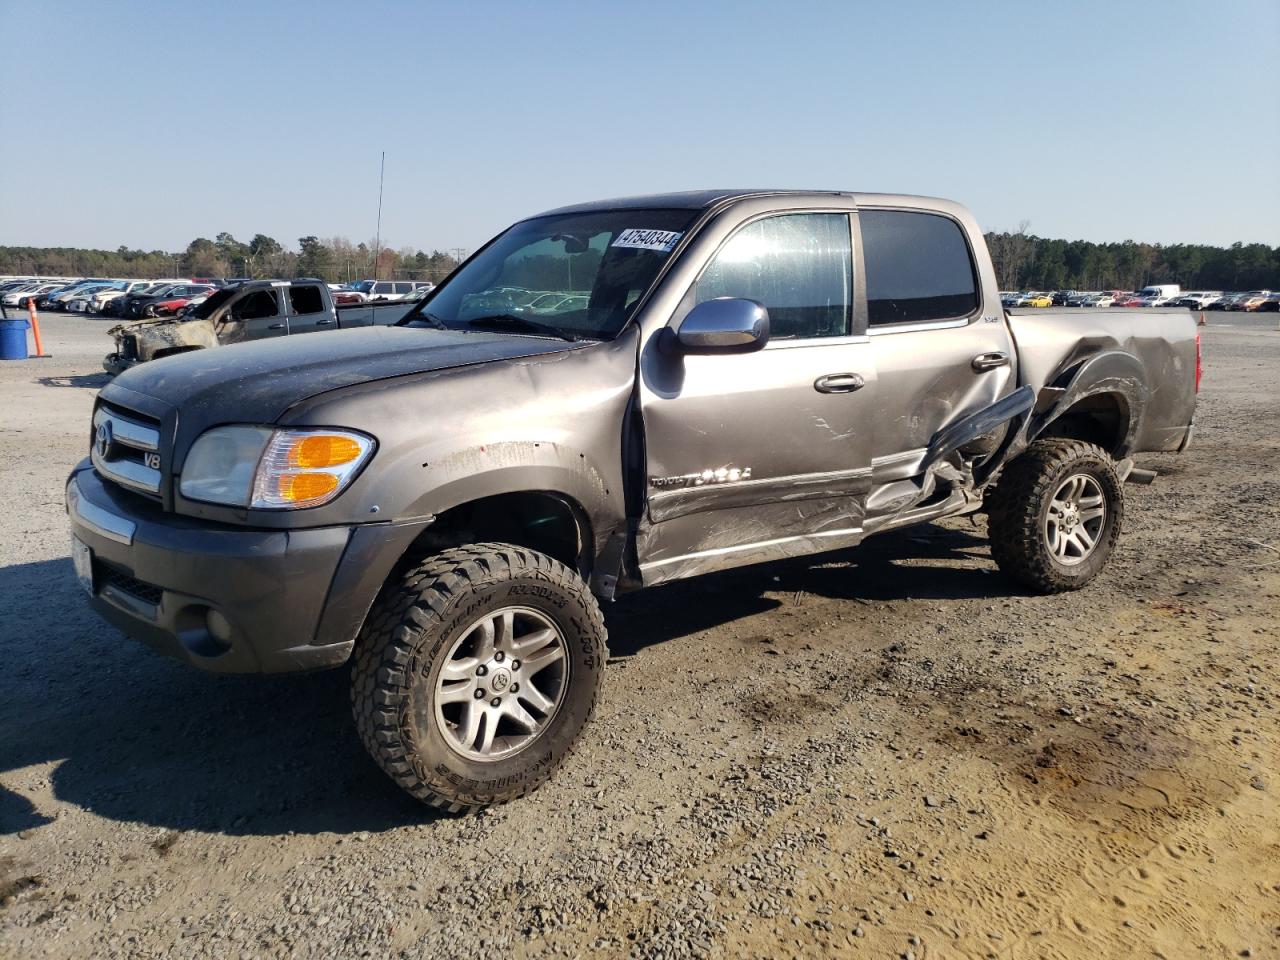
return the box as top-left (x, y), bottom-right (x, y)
top-left (861, 210), bottom-right (979, 325)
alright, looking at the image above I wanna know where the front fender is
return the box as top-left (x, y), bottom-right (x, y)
top-left (115, 318), bottom-right (220, 361)
top-left (278, 332), bottom-right (642, 562)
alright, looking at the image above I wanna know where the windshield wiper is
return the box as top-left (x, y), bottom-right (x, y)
top-left (403, 310), bottom-right (448, 330)
top-left (463, 313), bottom-right (582, 342)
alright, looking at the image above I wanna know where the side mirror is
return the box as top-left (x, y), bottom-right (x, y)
top-left (669, 298), bottom-right (769, 354)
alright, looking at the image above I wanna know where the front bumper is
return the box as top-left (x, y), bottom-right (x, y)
top-left (67, 464), bottom-right (357, 673)
top-left (103, 352), bottom-right (139, 376)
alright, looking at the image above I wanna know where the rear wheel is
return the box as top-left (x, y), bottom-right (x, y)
top-left (351, 542), bottom-right (606, 811)
top-left (987, 438), bottom-right (1123, 593)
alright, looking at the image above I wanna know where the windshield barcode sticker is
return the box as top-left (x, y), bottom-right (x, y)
top-left (611, 228), bottom-right (682, 252)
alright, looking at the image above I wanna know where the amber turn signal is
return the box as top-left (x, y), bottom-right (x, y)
top-left (276, 472), bottom-right (340, 502)
top-left (288, 434), bottom-right (363, 469)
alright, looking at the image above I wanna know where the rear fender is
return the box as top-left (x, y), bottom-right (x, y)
top-left (1025, 350), bottom-right (1146, 456)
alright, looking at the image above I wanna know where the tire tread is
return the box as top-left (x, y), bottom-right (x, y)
top-left (987, 438), bottom-right (1123, 594)
top-left (350, 542), bottom-right (605, 811)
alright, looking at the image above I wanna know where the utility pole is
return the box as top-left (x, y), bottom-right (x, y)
top-left (450, 247), bottom-right (467, 263)
top-left (373, 151), bottom-right (385, 280)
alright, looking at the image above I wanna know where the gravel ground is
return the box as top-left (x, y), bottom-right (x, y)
top-left (1, 311), bottom-right (1277, 959)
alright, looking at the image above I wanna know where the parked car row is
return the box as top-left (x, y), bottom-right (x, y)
top-left (1000, 286), bottom-right (1279, 311)
top-left (332, 279), bottom-right (435, 303)
top-left (0, 275), bottom-right (441, 317)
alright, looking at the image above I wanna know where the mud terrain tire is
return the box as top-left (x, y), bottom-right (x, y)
top-left (987, 438), bottom-right (1123, 593)
top-left (351, 543), bottom-right (606, 811)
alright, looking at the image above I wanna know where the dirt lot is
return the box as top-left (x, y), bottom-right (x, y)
top-left (1, 311), bottom-right (1276, 960)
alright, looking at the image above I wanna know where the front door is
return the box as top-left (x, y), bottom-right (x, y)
top-left (217, 287), bottom-right (288, 344)
top-left (636, 211), bottom-right (877, 584)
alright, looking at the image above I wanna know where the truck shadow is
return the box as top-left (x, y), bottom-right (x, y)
top-left (607, 523), bottom-right (1000, 657)
top-left (0, 558), bottom-right (434, 839)
top-left (36, 373), bottom-right (111, 389)
top-left (0, 524), bottom-right (999, 837)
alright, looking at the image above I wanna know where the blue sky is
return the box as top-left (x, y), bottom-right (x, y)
top-left (1, 0), bottom-right (1277, 253)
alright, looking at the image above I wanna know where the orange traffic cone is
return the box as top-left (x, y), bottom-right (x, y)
top-left (1197, 312), bottom-right (1206, 326)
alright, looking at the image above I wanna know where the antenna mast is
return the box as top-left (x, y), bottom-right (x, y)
top-left (373, 150), bottom-right (385, 279)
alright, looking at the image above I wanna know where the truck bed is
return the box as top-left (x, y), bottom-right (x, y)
top-left (1005, 307), bottom-right (1198, 453)
top-left (335, 299), bottom-right (420, 328)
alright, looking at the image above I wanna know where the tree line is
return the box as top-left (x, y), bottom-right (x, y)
top-left (987, 223), bottom-right (1280, 292)
top-left (0, 233), bottom-right (464, 285)
top-left (3, 227), bottom-right (1278, 292)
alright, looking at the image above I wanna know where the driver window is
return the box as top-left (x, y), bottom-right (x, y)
top-left (694, 213), bottom-right (852, 339)
top-left (233, 289), bottom-right (279, 320)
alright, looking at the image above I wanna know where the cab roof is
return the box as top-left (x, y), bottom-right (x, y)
top-left (533, 189), bottom-right (961, 218)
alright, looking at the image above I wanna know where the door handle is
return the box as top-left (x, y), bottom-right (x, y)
top-left (268, 322), bottom-right (286, 330)
top-left (316, 318), bottom-right (334, 325)
top-left (814, 372), bottom-right (866, 394)
top-left (971, 352), bottom-right (1009, 372)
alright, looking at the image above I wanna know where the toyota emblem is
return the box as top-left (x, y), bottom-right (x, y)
top-left (95, 421), bottom-right (113, 459)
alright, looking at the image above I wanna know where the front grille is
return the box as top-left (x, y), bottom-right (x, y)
top-left (120, 335), bottom-right (138, 360)
top-left (92, 403), bottom-right (163, 497)
top-left (97, 560), bottom-right (163, 606)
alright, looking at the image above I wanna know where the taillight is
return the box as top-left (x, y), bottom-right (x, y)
top-left (1195, 332), bottom-right (1202, 393)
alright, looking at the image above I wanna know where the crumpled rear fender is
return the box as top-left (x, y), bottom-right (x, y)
top-left (1019, 349), bottom-right (1146, 459)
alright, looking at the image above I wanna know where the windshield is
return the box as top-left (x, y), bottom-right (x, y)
top-left (350, 280), bottom-right (375, 293)
top-left (402, 208), bottom-right (698, 340)
top-left (186, 286), bottom-right (239, 320)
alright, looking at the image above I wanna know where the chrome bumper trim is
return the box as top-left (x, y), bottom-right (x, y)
top-left (67, 476), bottom-right (137, 545)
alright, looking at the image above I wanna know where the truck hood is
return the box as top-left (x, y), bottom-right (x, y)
top-left (107, 317), bottom-right (176, 336)
top-left (100, 326), bottom-right (580, 448)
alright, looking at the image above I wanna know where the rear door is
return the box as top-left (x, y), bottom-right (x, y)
top-left (856, 208), bottom-right (1016, 520)
top-left (283, 283), bottom-right (336, 334)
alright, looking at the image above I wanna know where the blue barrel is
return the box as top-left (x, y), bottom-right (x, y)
top-left (0, 319), bottom-right (29, 360)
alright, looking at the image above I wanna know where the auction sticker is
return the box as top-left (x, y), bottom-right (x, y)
top-left (611, 228), bottom-right (682, 252)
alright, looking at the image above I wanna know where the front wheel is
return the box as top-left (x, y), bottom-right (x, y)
top-left (351, 543), bottom-right (606, 811)
top-left (986, 438), bottom-right (1123, 593)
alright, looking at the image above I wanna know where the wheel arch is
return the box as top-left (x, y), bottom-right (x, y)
top-left (402, 489), bottom-right (594, 579)
top-left (1028, 350), bottom-right (1147, 458)
top-left (310, 487), bottom-right (599, 658)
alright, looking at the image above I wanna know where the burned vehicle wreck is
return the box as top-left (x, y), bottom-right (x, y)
top-left (103, 280), bottom-right (338, 375)
top-left (102, 279), bottom-right (419, 375)
top-left (69, 190), bottom-right (1199, 810)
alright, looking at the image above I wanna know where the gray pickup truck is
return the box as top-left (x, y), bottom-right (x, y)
top-left (68, 190), bottom-right (1198, 810)
top-left (103, 279), bottom-right (423, 375)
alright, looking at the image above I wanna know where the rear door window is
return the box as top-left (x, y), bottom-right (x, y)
top-left (860, 210), bottom-right (979, 325)
top-left (393, 281), bottom-right (413, 295)
top-left (288, 285), bottom-right (325, 315)
top-left (373, 282), bottom-right (394, 296)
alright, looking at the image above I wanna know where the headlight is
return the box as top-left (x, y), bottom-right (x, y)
top-left (179, 426), bottom-right (272, 506)
top-left (179, 426), bottom-right (375, 509)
